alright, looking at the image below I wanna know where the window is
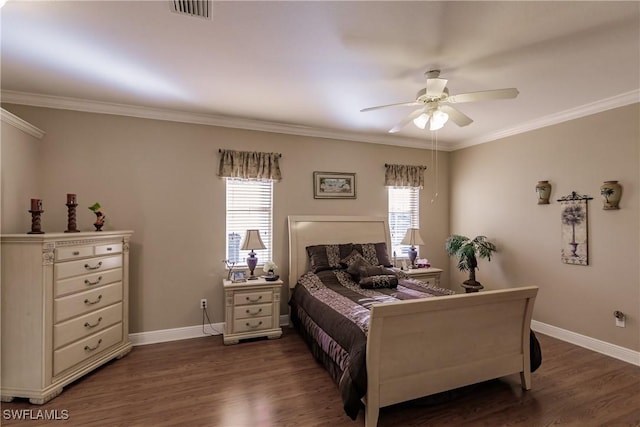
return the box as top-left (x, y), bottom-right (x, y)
top-left (388, 186), bottom-right (419, 258)
top-left (226, 179), bottom-right (273, 266)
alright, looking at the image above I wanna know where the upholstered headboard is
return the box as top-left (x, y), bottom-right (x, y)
top-left (287, 215), bottom-right (391, 288)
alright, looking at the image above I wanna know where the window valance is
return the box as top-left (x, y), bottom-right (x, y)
top-left (384, 164), bottom-right (427, 188)
top-left (218, 149), bottom-right (282, 181)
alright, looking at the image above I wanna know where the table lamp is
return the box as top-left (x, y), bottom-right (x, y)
top-left (401, 228), bottom-right (425, 268)
top-left (241, 229), bottom-right (266, 280)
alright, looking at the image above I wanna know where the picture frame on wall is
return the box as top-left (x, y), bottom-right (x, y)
top-left (313, 172), bottom-right (356, 199)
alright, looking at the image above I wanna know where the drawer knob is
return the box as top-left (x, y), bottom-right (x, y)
top-left (245, 321), bottom-right (263, 329)
top-left (84, 339), bottom-right (103, 352)
top-left (84, 261), bottom-right (103, 270)
top-left (246, 308), bottom-right (263, 316)
top-left (73, 251), bottom-right (80, 256)
top-left (246, 296), bottom-right (263, 303)
top-left (84, 276), bottom-right (103, 286)
top-left (106, 247), bottom-right (113, 251)
top-left (84, 317), bottom-right (103, 328)
top-left (84, 295), bottom-right (103, 305)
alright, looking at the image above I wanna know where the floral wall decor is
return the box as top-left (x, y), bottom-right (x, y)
top-left (558, 192), bottom-right (592, 265)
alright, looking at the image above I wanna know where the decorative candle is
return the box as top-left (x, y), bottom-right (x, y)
top-left (31, 198), bottom-right (42, 211)
top-left (67, 193), bottom-right (77, 204)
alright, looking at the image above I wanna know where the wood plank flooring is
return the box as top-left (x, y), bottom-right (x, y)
top-left (2, 329), bottom-right (639, 426)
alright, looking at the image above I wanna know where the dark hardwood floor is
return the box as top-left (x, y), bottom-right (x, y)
top-left (2, 329), bottom-right (639, 426)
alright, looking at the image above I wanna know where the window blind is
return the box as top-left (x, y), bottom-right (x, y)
top-left (226, 179), bottom-right (273, 266)
top-left (388, 186), bottom-right (419, 258)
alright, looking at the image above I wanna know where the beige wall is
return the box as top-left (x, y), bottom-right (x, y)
top-left (450, 103), bottom-right (639, 351)
top-left (1, 104), bottom-right (450, 333)
top-left (1, 115), bottom-right (42, 233)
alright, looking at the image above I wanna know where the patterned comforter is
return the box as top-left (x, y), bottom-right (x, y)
top-left (289, 269), bottom-right (454, 419)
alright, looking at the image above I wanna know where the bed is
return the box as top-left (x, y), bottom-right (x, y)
top-left (288, 215), bottom-right (539, 427)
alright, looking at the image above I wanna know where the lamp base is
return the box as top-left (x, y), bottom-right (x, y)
top-left (247, 252), bottom-right (258, 280)
top-left (408, 246), bottom-right (418, 268)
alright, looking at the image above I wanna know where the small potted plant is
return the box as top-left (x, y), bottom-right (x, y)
top-left (263, 261), bottom-right (279, 281)
top-left (445, 234), bottom-right (497, 293)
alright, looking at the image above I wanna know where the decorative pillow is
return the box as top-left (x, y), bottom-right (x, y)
top-left (352, 242), bottom-right (393, 267)
top-left (345, 254), bottom-right (396, 281)
top-left (359, 274), bottom-right (398, 289)
top-left (306, 243), bottom-right (353, 273)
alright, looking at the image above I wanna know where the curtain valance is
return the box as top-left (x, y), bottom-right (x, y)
top-left (218, 149), bottom-right (282, 181)
top-left (384, 164), bottom-right (427, 188)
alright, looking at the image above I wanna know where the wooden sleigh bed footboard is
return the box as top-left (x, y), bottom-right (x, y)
top-left (364, 286), bottom-right (538, 427)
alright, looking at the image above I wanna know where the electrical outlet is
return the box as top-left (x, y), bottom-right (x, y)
top-left (616, 317), bottom-right (625, 328)
top-left (614, 310), bottom-right (625, 328)
top-left (200, 298), bottom-right (207, 309)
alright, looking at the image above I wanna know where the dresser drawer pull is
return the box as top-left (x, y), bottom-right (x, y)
top-left (72, 251), bottom-right (80, 256)
top-left (84, 339), bottom-right (103, 352)
top-left (246, 308), bottom-right (263, 316)
top-left (84, 261), bottom-right (103, 270)
top-left (84, 295), bottom-right (103, 305)
top-left (84, 317), bottom-right (103, 329)
top-left (84, 276), bottom-right (103, 286)
top-left (106, 247), bottom-right (113, 251)
top-left (245, 321), bottom-right (263, 329)
top-left (245, 296), bottom-right (263, 303)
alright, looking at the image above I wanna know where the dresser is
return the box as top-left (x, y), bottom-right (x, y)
top-left (223, 277), bottom-right (282, 345)
top-left (404, 267), bottom-right (443, 287)
top-left (1, 231), bottom-right (133, 404)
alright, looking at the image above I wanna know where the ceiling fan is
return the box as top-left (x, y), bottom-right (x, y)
top-left (360, 70), bottom-right (519, 132)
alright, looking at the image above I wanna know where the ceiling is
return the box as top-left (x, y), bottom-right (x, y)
top-left (1, 1), bottom-right (639, 151)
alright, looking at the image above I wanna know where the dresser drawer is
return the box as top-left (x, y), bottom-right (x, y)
top-left (53, 323), bottom-right (123, 376)
top-left (55, 268), bottom-right (123, 297)
top-left (56, 246), bottom-right (94, 262)
top-left (55, 282), bottom-right (123, 323)
top-left (55, 255), bottom-right (122, 280)
top-left (233, 316), bottom-right (273, 333)
top-left (233, 290), bottom-right (273, 306)
top-left (95, 243), bottom-right (122, 256)
top-left (233, 302), bottom-right (273, 320)
top-left (54, 303), bottom-right (123, 349)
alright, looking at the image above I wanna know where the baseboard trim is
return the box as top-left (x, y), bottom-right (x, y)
top-left (531, 320), bottom-right (640, 366)
top-left (129, 315), bottom-right (290, 346)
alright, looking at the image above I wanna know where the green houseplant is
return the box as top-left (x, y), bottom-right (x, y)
top-left (445, 234), bottom-right (497, 293)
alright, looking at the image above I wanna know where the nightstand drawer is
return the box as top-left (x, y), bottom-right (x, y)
top-left (56, 246), bottom-right (94, 261)
top-left (53, 323), bottom-right (123, 376)
top-left (234, 303), bottom-right (273, 320)
top-left (95, 243), bottom-right (122, 256)
top-left (234, 290), bottom-right (273, 306)
top-left (55, 255), bottom-right (122, 280)
top-left (55, 282), bottom-right (123, 323)
top-left (54, 303), bottom-right (123, 349)
top-left (55, 268), bottom-right (123, 297)
top-left (233, 316), bottom-right (273, 333)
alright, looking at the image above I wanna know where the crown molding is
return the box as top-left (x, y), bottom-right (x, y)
top-left (2, 89), bottom-right (637, 152)
top-left (0, 107), bottom-right (46, 139)
top-left (451, 89), bottom-right (640, 150)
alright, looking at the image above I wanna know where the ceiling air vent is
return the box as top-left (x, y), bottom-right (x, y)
top-left (170, 0), bottom-right (211, 19)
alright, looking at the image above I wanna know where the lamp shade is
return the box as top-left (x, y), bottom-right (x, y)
top-left (401, 228), bottom-right (425, 246)
top-left (240, 229), bottom-right (266, 251)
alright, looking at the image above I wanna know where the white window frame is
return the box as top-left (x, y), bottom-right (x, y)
top-left (388, 186), bottom-right (419, 260)
top-left (225, 179), bottom-right (273, 267)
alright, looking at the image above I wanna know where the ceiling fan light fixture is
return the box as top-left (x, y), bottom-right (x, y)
top-left (429, 109), bottom-right (449, 131)
top-left (413, 113), bottom-right (429, 130)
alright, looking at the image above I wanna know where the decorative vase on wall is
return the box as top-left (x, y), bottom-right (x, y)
top-left (536, 180), bottom-right (551, 204)
top-left (600, 181), bottom-right (622, 210)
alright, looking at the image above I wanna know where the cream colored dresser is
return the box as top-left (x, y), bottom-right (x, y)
top-left (1, 231), bottom-right (133, 404)
top-left (223, 277), bottom-right (282, 345)
top-left (404, 267), bottom-right (443, 286)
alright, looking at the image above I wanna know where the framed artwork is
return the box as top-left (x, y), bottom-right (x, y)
top-left (313, 172), bottom-right (356, 199)
top-left (558, 192), bottom-right (592, 266)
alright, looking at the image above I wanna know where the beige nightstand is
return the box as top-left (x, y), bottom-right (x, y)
top-left (403, 267), bottom-right (443, 287)
top-left (223, 277), bottom-right (283, 345)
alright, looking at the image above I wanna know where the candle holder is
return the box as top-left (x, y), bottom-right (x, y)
top-left (28, 210), bottom-right (45, 234)
top-left (65, 203), bottom-right (80, 233)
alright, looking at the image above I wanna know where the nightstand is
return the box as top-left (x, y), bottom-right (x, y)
top-left (404, 267), bottom-right (443, 287)
top-left (223, 277), bottom-right (283, 345)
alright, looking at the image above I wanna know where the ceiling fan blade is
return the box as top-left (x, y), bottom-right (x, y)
top-left (425, 78), bottom-right (448, 97)
top-left (439, 105), bottom-right (473, 127)
top-left (447, 88), bottom-right (519, 104)
top-left (388, 108), bottom-right (425, 133)
top-left (360, 101), bottom-right (421, 113)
